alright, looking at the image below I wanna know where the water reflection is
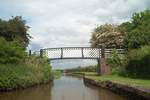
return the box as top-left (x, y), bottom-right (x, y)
top-left (0, 76), bottom-right (126, 100)
top-left (0, 83), bottom-right (52, 100)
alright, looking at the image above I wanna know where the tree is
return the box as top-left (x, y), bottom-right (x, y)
top-left (0, 37), bottom-right (26, 63)
top-left (122, 10), bottom-right (150, 49)
top-left (90, 24), bottom-right (125, 48)
top-left (0, 16), bottom-right (31, 48)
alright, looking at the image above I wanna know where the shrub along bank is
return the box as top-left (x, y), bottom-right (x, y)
top-left (0, 56), bottom-right (52, 91)
top-left (125, 46), bottom-right (150, 79)
top-left (107, 45), bottom-right (150, 79)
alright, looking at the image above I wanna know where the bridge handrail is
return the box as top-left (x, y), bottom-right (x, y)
top-left (42, 47), bottom-right (125, 50)
top-left (42, 47), bottom-right (101, 50)
top-left (29, 47), bottom-right (126, 58)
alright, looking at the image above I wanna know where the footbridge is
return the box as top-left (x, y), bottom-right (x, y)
top-left (31, 47), bottom-right (125, 75)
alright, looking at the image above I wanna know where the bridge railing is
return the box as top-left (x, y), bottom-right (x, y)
top-left (42, 47), bottom-right (101, 59)
top-left (29, 47), bottom-right (126, 59)
top-left (105, 48), bottom-right (126, 58)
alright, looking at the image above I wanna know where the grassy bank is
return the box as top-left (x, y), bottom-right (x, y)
top-left (82, 72), bottom-right (150, 88)
top-left (0, 56), bottom-right (53, 91)
top-left (70, 72), bottom-right (150, 88)
top-left (84, 75), bottom-right (150, 100)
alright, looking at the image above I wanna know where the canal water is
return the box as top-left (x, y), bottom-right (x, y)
top-left (0, 75), bottom-right (126, 100)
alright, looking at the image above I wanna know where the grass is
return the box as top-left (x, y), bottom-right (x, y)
top-left (86, 74), bottom-right (150, 88)
top-left (0, 56), bottom-right (53, 90)
top-left (76, 72), bottom-right (150, 88)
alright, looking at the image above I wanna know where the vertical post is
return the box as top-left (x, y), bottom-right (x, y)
top-left (100, 45), bottom-right (112, 75)
top-left (40, 49), bottom-right (42, 57)
top-left (29, 50), bottom-right (31, 56)
top-left (81, 48), bottom-right (84, 58)
top-left (96, 48), bottom-right (101, 75)
top-left (101, 45), bottom-right (105, 58)
top-left (97, 59), bottom-right (101, 75)
top-left (61, 48), bottom-right (63, 59)
top-left (99, 48), bottom-right (101, 58)
top-left (100, 45), bottom-right (105, 75)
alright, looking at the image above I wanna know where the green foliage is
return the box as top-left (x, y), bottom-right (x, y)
top-left (52, 70), bottom-right (63, 79)
top-left (0, 16), bottom-right (31, 48)
top-left (107, 49), bottom-right (122, 68)
top-left (125, 45), bottom-right (150, 79)
top-left (0, 16), bottom-right (53, 90)
top-left (107, 49), bottom-right (127, 76)
top-left (0, 56), bottom-right (52, 89)
top-left (90, 24), bottom-right (125, 48)
top-left (0, 37), bottom-right (26, 64)
top-left (122, 10), bottom-right (150, 49)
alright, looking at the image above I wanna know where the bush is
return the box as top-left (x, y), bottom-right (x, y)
top-left (125, 45), bottom-right (150, 79)
top-left (107, 49), bottom-right (127, 76)
top-left (107, 49), bottom-right (122, 68)
top-left (0, 56), bottom-right (52, 89)
top-left (0, 37), bottom-right (26, 63)
top-left (107, 49), bottom-right (122, 74)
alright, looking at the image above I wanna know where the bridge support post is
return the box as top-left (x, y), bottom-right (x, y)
top-left (61, 48), bottom-right (63, 59)
top-left (29, 50), bottom-right (31, 56)
top-left (81, 48), bottom-right (84, 58)
top-left (40, 49), bottom-right (43, 57)
top-left (100, 46), bottom-right (111, 75)
top-left (97, 59), bottom-right (101, 75)
top-left (100, 58), bottom-right (111, 75)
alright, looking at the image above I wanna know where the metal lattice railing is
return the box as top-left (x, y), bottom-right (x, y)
top-left (31, 47), bottom-right (125, 60)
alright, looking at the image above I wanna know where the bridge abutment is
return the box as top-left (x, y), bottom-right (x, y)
top-left (98, 46), bottom-right (111, 75)
top-left (100, 58), bottom-right (111, 75)
top-left (97, 58), bottom-right (111, 75)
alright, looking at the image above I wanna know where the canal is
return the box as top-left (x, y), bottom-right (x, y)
top-left (0, 75), bottom-right (126, 100)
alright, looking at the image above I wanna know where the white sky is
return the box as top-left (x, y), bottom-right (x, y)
top-left (0, 0), bottom-right (150, 69)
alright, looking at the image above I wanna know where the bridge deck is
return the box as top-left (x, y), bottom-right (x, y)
top-left (32, 47), bottom-right (125, 60)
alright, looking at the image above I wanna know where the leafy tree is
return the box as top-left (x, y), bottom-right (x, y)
top-left (0, 16), bottom-right (31, 48)
top-left (90, 24), bottom-right (125, 48)
top-left (122, 10), bottom-right (150, 49)
top-left (0, 37), bottom-right (26, 63)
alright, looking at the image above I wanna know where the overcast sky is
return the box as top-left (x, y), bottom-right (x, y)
top-left (0, 0), bottom-right (150, 69)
